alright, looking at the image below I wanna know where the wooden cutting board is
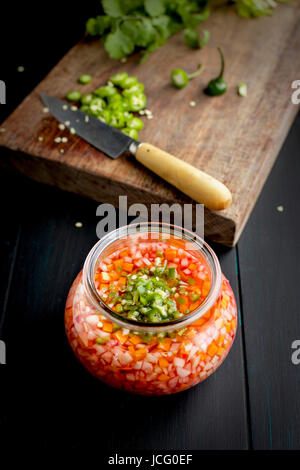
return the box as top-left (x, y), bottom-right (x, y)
top-left (0, 4), bottom-right (299, 246)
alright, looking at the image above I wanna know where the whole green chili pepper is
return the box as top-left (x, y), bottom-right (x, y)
top-left (205, 48), bottom-right (227, 96)
top-left (171, 64), bottom-right (203, 89)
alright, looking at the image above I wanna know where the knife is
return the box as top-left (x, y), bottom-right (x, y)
top-left (41, 93), bottom-right (232, 210)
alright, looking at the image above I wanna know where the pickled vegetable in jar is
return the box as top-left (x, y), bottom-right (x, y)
top-left (65, 223), bottom-right (237, 395)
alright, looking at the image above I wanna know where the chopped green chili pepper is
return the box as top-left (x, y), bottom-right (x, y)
top-left (89, 97), bottom-right (106, 116)
top-left (95, 337), bottom-right (108, 344)
top-left (238, 82), bottom-right (247, 97)
top-left (108, 93), bottom-right (123, 104)
top-left (110, 110), bottom-right (125, 128)
top-left (204, 48), bottom-right (227, 96)
top-left (125, 92), bottom-right (147, 112)
top-left (66, 90), bottom-right (82, 102)
top-left (127, 117), bottom-right (144, 130)
top-left (109, 72), bottom-right (128, 86)
top-left (122, 128), bottom-right (139, 140)
top-left (121, 76), bottom-right (139, 89)
top-left (189, 293), bottom-right (200, 302)
top-left (81, 93), bottom-right (94, 105)
top-left (78, 74), bottom-right (92, 85)
top-left (98, 109), bottom-right (111, 124)
top-left (122, 83), bottom-right (145, 96)
top-left (80, 105), bottom-right (90, 113)
top-left (94, 85), bottom-right (117, 98)
top-left (108, 100), bottom-right (125, 112)
top-left (171, 64), bottom-right (203, 89)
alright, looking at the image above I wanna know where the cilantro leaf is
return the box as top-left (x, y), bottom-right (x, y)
top-left (85, 0), bottom-right (289, 62)
top-left (152, 15), bottom-right (171, 41)
top-left (86, 16), bottom-right (111, 36)
top-left (184, 27), bottom-right (210, 48)
top-left (145, 0), bottom-right (166, 17)
top-left (120, 17), bottom-right (156, 47)
top-left (102, 0), bottom-right (124, 18)
top-left (122, 0), bottom-right (144, 13)
top-left (104, 28), bottom-right (135, 59)
top-left (234, 0), bottom-right (273, 17)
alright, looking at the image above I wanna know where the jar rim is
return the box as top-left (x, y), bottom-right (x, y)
top-left (82, 223), bottom-right (222, 333)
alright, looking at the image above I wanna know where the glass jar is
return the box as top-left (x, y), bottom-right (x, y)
top-left (65, 223), bottom-right (237, 395)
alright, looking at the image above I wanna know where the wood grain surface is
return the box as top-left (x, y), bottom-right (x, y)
top-left (0, 5), bottom-right (300, 249)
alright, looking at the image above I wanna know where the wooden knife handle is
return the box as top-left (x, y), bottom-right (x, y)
top-left (135, 143), bottom-right (232, 211)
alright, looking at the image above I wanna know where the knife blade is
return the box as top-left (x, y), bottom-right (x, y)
top-left (41, 93), bottom-right (137, 158)
top-left (40, 93), bottom-right (232, 211)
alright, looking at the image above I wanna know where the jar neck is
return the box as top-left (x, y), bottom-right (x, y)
top-left (82, 223), bottom-right (222, 333)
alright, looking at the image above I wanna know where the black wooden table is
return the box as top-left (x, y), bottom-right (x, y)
top-left (1, 3), bottom-right (299, 451)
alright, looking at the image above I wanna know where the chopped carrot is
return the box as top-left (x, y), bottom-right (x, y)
top-left (202, 281), bottom-right (211, 296)
top-left (119, 250), bottom-right (129, 258)
top-left (129, 335), bottom-right (141, 345)
top-left (189, 263), bottom-right (197, 271)
top-left (100, 283), bottom-right (108, 291)
top-left (189, 301), bottom-right (201, 312)
top-left (165, 249), bottom-right (177, 261)
top-left (216, 335), bottom-right (225, 346)
top-left (221, 294), bottom-right (230, 309)
top-left (207, 342), bottom-right (218, 357)
top-left (99, 272), bottom-right (111, 283)
top-left (159, 340), bottom-right (171, 351)
top-left (122, 262), bottom-right (134, 273)
top-left (118, 276), bottom-right (127, 286)
top-left (102, 321), bottom-right (113, 333)
top-left (159, 358), bottom-right (169, 368)
top-left (114, 259), bottom-right (123, 270)
top-left (110, 271), bottom-right (120, 280)
top-left (114, 330), bottom-right (128, 344)
top-left (158, 373), bottom-right (170, 381)
top-left (192, 318), bottom-right (205, 327)
top-left (135, 348), bottom-right (147, 360)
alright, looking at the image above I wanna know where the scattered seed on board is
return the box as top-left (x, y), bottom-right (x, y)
top-left (17, 66), bottom-right (25, 72)
top-left (61, 137), bottom-right (68, 143)
top-left (54, 137), bottom-right (62, 143)
top-left (64, 121), bottom-right (70, 126)
top-left (85, 116), bottom-right (89, 123)
top-left (277, 205), bottom-right (284, 212)
top-left (0, 128), bottom-right (6, 133)
top-left (189, 101), bottom-right (196, 107)
top-left (70, 128), bottom-right (76, 135)
top-left (62, 105), bottom-right (68, 110)
top-left (60, 149), bottom-right (65, 154)
top-left (43, 107), bottom-right (49, 113)
top-left (58, 123), bottom-right (65, 130)
top-left (38, 136), bottom-right (44, 142)
top-left (71, 106), bottom-right (77, 111)
top-left (75, 222), bottom-right (83, 228)
top-left (120, 58), bottom-right (127, 63)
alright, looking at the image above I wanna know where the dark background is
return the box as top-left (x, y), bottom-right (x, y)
top-left (1, 1), bottom-right (299, 452)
